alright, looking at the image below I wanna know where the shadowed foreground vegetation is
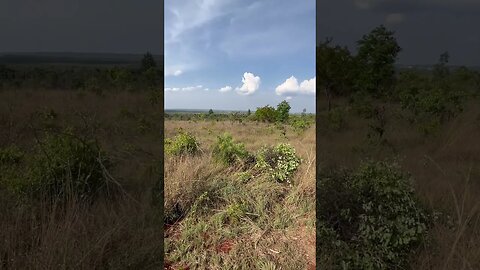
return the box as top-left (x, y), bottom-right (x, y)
top-left (318, 25), bottom-right (480, 269)
top-left (164, 113), bottom-right (315, 269)
top-left (0, 89), bottom-right (163, 269)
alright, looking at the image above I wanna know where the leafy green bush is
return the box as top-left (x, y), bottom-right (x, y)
top-left (255, 143), bottom-right (300, 184)
top-left (397, 70), bottom-right (465, 135)
top-left (318, 161), bottom-right (430, 269)
top-left (3, 132), bottom-right (110, 200)
top-left (290, 118), bottom-right (311, 134)
top-left (254, 105), bottom-right (278, 123)
top-left (165, 131), bottom-right (200, 156)
top-left (212, 133), bottom-right (249, 165)
top-left (0, 145), bottom-right (23, 166)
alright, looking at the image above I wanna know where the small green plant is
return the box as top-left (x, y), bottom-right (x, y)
top-left (224, 202), bottom-right (247, 223)
top-left (165, 131), bottom-right (200, 156)
top-left (255, 143), bottom-right (300, 184)
top-left (318, 161), bottom-right (430, 269)
top-left (235, 171), bottom-right (253, 183)
top-left (212, 133), bottom-right (249, 165)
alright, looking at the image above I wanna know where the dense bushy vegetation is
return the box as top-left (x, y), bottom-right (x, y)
top-left (255, 143), bottom-right (301, 184)
top-left (318, 161), bottom-right (430, 269)
top-left (165, 130), bottom-right (200, 156)
top-left (212, 133), bottom-right (250, 165)
top-left (0, 130), bottom-right (110, 201)
top-left (318, 24), bottom-right (480, 268)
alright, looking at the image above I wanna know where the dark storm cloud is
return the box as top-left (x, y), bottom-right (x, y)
top-left (318, 0), bottom-right (480, 66)
top-left (354, 0), bottom-right (480, 14)
top-left (0, 0), bottom-right (163, 54)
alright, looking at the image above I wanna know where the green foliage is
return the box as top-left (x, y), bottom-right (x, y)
top-left (318, 161), bottom-right (430, 269)
top-left (317, 38), bottom-right (357, 110)
top-left (165, 131), bottom-right (200, 156)
top-left (224, 202), bottom-right (247, 223)
top-left (141, 52), bottom-right (157, 72)
top-left (255, 143), bottom-right (300, 184)
top-left (0, 145), bottom-right (23, 166)
top-left (254, 105), bottom-right (278, 123)
top-left (290, 117), bottom-right (311, 134)
top-left (326, 107), bottom-right (346, 131)
top-left (276, 100), bottom-right (291, 123)
top-left (2, 132), bottom-right (110, 200)
top-left (355, 25), bottom-right (401, 97)
top-left (235, 171), bottom-right (253, 183)
top-left (212, 133), bottom-right (249, 165)
top-left (397, 66), bottom-right (466, 135)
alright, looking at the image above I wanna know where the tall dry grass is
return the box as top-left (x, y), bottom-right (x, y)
top-left (164, 120), bottom-right (315, 269)
top-left (318, 97), bottom-right (480, 269)
top-left (0, 89), bottom-right (163, 269)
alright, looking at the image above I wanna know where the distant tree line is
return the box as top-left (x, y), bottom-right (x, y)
top-left (318, 25), bottom-right (480, 135)
top-left (317, 25), bottom-right (480, 110)
top-left (0, 52), bottom-right (162, 91)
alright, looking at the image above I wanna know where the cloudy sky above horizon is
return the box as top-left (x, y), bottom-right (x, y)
top-left (165, 0), bottom-right (316, 113)
top-left (0, 0), bottom-right (162, 54)
top-left (317, 0), bottom-right (480, 66)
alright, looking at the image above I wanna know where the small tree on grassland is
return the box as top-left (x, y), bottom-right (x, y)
top-left (276, 100), bottom-right (291, 123)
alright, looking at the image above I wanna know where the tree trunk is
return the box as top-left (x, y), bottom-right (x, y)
top-left (324, 85), bottom-right (332, 111)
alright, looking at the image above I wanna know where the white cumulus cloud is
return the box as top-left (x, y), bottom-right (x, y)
top-left (165, 85), bottom-right (204, 92)
top-left (275, 76), bottom-right (315, 96)
top-left (236, 72), bottom-right (261, 96)
top-left (219, 86), bottom-right (233, 93)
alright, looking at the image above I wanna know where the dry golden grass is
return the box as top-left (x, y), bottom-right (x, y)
top-left (318, 97), bottom-right (480, 269)
top-left (0, 89), bottom-right (163, 269)
top-left (164, 120), bottom-right (315, 269)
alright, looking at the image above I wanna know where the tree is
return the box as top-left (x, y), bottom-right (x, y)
top-left (355, 25), bottom-right (401, 97)
top-left (276, 100), bottom-right (291, 123)
top-left (317, 38), bottom-right (356, 110)
top-left (433, 51), bottom-right (450, 80)
top-left (208, 109), bottom-right (214, 115)
top-left (255, 105), bottom-right (277, 123)
top-left (141, 52), bottom-right (157, 72)
top-left (247, 109), bottom-right (251, 116)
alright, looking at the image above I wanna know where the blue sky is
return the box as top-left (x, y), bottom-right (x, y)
top-left (164, 0), bottom-right (316, 113)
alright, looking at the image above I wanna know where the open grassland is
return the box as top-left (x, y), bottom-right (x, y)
top-left (318, 99), bottom-right (480, 269)
top-left (0, 89), bottom-right (163, 269)
top-left (164, 120), bottom-right (316, 269)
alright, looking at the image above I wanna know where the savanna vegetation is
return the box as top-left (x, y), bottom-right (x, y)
top-left (318, 25), bottom-right (480, 269)
top-left (0, 54), bottom-right (164, 268)
top-left (164, 102), bottom-right (316, 269)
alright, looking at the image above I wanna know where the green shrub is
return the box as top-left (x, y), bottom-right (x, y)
top-left (290, 118), bottom-right (311, 134)
top-left (165, 131), bottom-right (200, 156)
top-left (212, 133), bottom-right (249, 165)
top-left (0, 145), bottom-right (23, 166)
top-left (3, 132), bottom-right (110, 200)
top-left (255, 143), bottom-right (300, 184)
top-left (0, 145), bottom-right (24, 191)
top-left (318, 161), bottom-right (430, 269)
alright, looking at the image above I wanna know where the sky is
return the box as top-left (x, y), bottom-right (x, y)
top-left (0, 0), bottom-right (162, 54)
top-left (164, 0), bottom-right (316, 113)
top-left (317, 0), bottom-right (480, 66)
